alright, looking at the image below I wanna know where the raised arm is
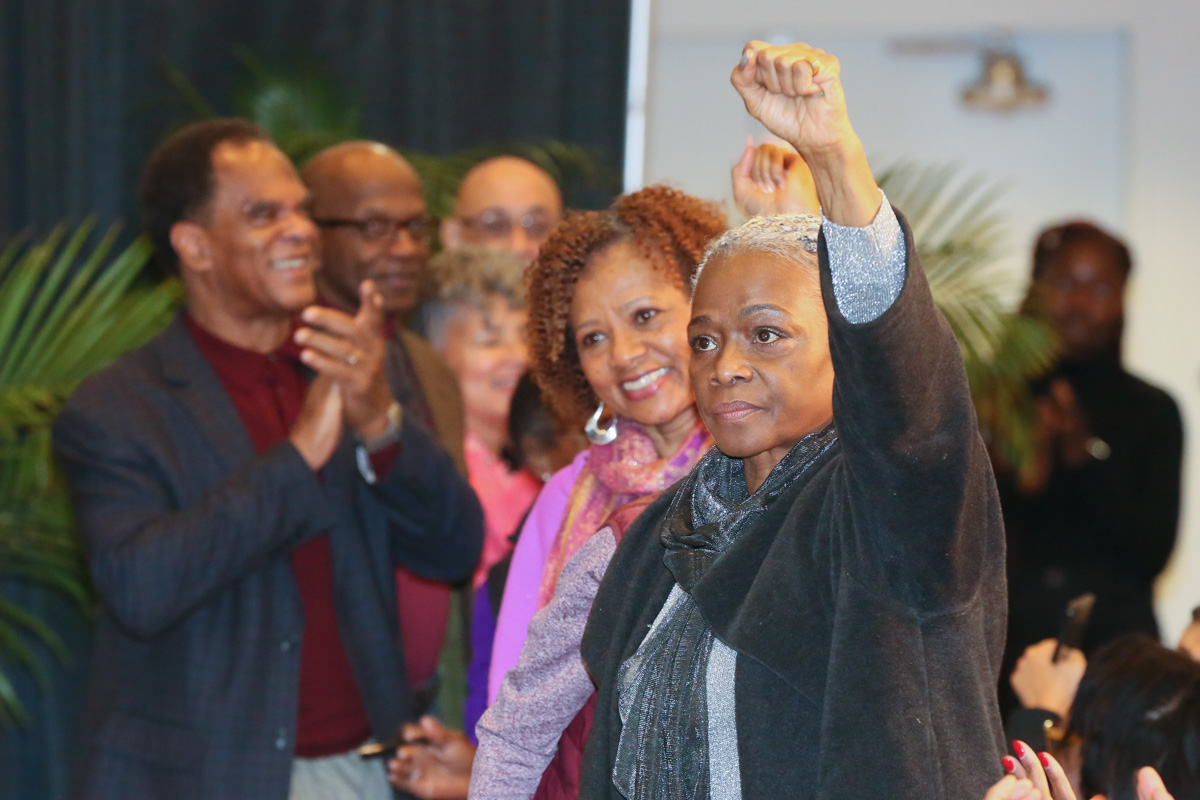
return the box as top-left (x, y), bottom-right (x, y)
top-left (733, 42), bottom-right (997, 610)
top-left (731, 41), bottom-right (879, 226)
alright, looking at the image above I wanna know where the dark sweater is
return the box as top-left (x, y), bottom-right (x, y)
top-left (579, 215), bottom-right (1007, 800)
top-left (998, 353), bottom-right (1182, 715)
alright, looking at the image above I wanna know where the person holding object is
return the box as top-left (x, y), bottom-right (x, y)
top-left (578, 41), bottom-right (1006, 800)
top-left (53, 119), bottom-right (482, 800)
top-left (1007, 638), bottom-right (1088, 752)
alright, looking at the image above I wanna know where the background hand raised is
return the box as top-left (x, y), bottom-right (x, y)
top-left (731, 139), bottom-right (820, 218)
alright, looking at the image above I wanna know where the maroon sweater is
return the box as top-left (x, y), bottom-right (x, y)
top-left (186, 315), bottom-right (395, 758)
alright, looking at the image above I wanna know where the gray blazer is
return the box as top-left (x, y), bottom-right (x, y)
top-left (52, 316), bottom-right (483, 800)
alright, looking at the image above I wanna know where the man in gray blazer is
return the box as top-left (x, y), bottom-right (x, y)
top-left (52, 119), bottom-right (483, 800)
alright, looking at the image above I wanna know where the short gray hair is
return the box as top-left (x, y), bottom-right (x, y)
top-left (692, 213), bottom-right (821, 291)
top-left (416, 246), bottom-right (528, 347)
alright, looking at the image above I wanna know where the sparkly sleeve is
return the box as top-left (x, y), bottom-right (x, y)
top-left (822, 191), bottom-right (906, 324)
top-left (469, 528), bottom-right (616, 800)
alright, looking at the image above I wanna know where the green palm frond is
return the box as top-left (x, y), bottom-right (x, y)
top-left (0, 222), bottom-right (180, 724)
top-left (879, 164), bottom-right (1058, 475)
top-left (229, 47), bottom-right (365, 167)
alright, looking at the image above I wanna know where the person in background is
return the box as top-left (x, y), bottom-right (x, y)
top-left (1177, 606), bottom-right (1200, 661)
top-left (998, 220), bottom-right (1183, 715)
top-left (303, 141), bottom-right (474, 721)
top-left (1005, 634), bottom-right (1200, 800)
top-left (485, 185), bottom-right (722, 709)
top-left (414, 247), bottom-right (544, 740)
top-left (505, 373), bottom-right (590, 487)
top-left (439, 156), bottom-right (564, 262)
top-left (53, 119), bottom-right (481, 800)
top-left (416, 246), bottom-right (538, 589)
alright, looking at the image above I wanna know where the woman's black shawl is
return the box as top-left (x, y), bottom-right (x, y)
top-left (579, 213), bottom-right (1007, 800)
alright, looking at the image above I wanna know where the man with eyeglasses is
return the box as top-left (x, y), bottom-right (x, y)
top-left (439, 155), bottom-right (563, 263)
top-left (303, 141), bottom-right (475, 726)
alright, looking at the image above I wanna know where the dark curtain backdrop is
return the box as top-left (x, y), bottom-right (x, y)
top-left (0, 1), bottom-right (629, 796)
top-left (0, 0), bottom-right (630, 237)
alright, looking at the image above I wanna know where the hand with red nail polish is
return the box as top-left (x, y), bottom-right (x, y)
top-left (1001, 742), bottom-right (1078, 800)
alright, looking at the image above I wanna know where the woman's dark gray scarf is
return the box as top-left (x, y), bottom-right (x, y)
top-left (613, 424), bottom-right (838, 800)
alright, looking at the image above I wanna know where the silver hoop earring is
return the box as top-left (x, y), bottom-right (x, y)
top-left (584, 401), bottom-right (618, 445)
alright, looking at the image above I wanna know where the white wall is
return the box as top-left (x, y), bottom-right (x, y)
top-left (646, 29), bottom-right (1125, 296)
top-left (642, 0), bottom-right (1200, 642)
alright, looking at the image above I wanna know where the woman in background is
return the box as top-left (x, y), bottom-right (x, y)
top-left (417, 246), bottom-right (542, 737)
top-left (485, 186), bottom-right (723, 704)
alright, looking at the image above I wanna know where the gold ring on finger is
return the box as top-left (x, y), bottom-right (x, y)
top-left (806, 57), bottom-right (822, 75)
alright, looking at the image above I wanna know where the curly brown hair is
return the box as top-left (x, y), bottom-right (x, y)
top-left (526, 184), bottom-right (726, 423)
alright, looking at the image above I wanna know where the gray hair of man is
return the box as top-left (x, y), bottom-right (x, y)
top-left (691, 213), bottom-right (822, 293)
top-left (415, 245), bottom-right (529, 349)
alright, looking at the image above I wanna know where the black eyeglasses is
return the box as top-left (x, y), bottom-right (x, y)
top-left (313, 214), bottom-right (435, 244)
top-left (460, 209), bottom-right (555, 242)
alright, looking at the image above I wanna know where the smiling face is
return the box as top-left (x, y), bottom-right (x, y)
top-left (688, 249), bottom-right (834, 482)
top-left (441, 295), bottom-right (530, 440)
top-left (191, 140), bottom-right (320, 321)
top-left (570, 239), bottom-right (696, 440)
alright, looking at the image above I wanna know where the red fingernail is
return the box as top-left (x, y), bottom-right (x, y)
top-left (1012, 740), bottom-right (1026, 757)
top-left (1039, 752), bottom-right (1051, 768)
top-left (1003, 756), bottom-right (1016, 773)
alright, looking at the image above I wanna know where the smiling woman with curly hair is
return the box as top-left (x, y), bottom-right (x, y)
top-left (442, 184), bottom-right (721, 799)
top-left (525, 186), bottom-right (727, 424)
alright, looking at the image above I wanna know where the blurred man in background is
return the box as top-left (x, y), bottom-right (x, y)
top-left (440, 156), bottom-right (563, 262)
top-left (304, 141), bottom-right (477, 724)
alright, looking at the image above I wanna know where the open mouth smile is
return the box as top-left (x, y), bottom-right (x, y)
top-left (621, 366), bottom-right (669, 393)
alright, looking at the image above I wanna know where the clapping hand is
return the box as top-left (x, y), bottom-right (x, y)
top-left (295, 279), bottom-right (393, 441)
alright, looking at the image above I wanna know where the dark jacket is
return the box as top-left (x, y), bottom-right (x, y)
top-left (52, 316), bottom-right (483, 800)
top-left (1000, 354), bottom-right (1182, 667)
top-left (580, 216), bottom-right (1007, 800)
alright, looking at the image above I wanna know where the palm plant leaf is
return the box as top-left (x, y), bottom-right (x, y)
top-left (879, 163), bottom-right (1058, 474)
top-left (0, 222), bottom-right (179, 724)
